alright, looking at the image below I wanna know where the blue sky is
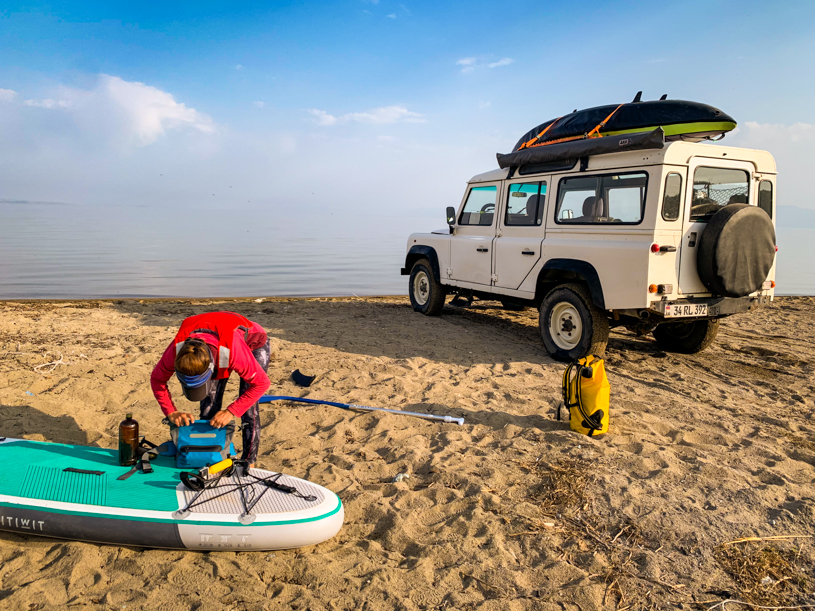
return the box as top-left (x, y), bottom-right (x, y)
top-left (1, 0), bottom-right (814, 213)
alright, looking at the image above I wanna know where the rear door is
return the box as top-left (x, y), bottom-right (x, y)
top-left (493, 179), bottom-right (548, 290)
top-left (678, 159), bottom-right (755, 296)
top-left (449, 183), bottom-right (499, 286)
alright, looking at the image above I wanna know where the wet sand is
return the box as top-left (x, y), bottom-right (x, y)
top-left (0, 295), bottom-right (813, 610)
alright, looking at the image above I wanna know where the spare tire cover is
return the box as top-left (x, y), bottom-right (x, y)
top-left (697, 204), bottom-right (776, 297)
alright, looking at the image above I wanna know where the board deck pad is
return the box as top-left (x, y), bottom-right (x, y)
top-left (182, 473), bottom-right (325, 515)
top-left (21, 466), bottom-right (108, 506)
top-left (0, 439), bottom-right (185, 511)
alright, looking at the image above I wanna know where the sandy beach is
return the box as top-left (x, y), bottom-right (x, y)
top-left (0, 295), bottom-right (813, 610)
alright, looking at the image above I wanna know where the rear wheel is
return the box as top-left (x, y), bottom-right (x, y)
top-left (409, 259), bottom-right (446, 316)
top-left (653, 319), bottom-right (720, 354)
top-left (539, 283), bottom-right (609, 362)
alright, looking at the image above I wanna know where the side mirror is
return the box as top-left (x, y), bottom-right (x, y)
top-left (446, 206), bottom-right (456, 226)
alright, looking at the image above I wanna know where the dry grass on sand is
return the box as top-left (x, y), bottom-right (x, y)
top-left (0, 295), bottom-right (814, 610)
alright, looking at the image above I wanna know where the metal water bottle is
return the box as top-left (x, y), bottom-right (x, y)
top-left (118, 413), bottom-right (139, 466)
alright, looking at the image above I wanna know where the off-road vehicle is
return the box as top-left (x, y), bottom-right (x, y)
top-left (402, 141), bottom-right (777, 361)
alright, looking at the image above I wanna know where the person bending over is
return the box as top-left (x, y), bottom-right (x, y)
top-left (151, 311), bottom-right (271, 467)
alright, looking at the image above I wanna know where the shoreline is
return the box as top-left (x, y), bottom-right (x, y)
top-left (1, 291), bottom-right (812, 304)
top-left (0, 295), bottom-right (410, 304)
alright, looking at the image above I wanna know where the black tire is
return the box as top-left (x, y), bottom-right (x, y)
top-left (539, 283), bottom-right (609, 362)
top-left (500, 300), bottom-right (527, 312)
top-left (697, 204), bottom-right (776, 297)
top-left (653, 319), bottom-right (719, 354)
top-left (409, 259), bottom-right (446, 316)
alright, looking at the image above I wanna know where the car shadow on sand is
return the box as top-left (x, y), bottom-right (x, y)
top-left (112, 298), bottom-right (555, 366)
top-left (111, 296), bottom-right (664, 367)
top-left (2, 403), bottom-right (96, 446)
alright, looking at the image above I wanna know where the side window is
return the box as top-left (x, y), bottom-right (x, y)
top-left (661, 173), bottom-right (683, 221)
top-left (556, 172), bottom-right (647, 224)
top-left (759, 180), bottom-right (773, 219)
top-left (506, 182), bottom-right (546, 226)
top-left (556, 176), bottom-right (595, 222)
top-left (690, 167), bottom-right (749, 222)
top-left (459, 186), bottom-right (497, 226)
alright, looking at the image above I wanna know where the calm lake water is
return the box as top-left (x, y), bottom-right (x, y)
top-left (0, 202), bottom-right (812, 298)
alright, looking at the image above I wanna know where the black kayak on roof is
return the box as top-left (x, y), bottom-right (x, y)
top-left (496, 95), bottom-right (736, 170)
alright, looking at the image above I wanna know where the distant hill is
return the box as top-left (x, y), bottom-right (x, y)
top-left (0, 198), bottom-right (74, 206)
top-left (777, 205), bottom-right (815, 229)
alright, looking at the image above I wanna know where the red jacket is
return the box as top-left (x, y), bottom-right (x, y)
top-left (151, 312), bottom-right (270, 417)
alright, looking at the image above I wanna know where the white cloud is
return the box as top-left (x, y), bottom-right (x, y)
top-left (345, 106), bottom-right (424, 124)
top-left (456, 56), bottom-right (514, 73)
top-left (488, 58), bottom-right (513, 68)
top-left (738, 121), bottom-right (815, 143)
top-left (478, 101), bottom-right (491, 109)
top-left (96, 75), bottom-right (214, 145)
top-left (387, 13), bottom-right (397, 18)
top-left (9, 74), bottom-right (215, 147)
top-left (24, 98), bottom-right (71, 109)
top-left (253, 101), bottom-right (265, 108)
top-left (456, 58), bottom-right (477, 74)
top-left (727, 121), bottom-right (815, 209)
top-left (235, 64), bottom-right (244, 71)
top-left (307, 109), bottom-right (338, 126)
top-left (0, 88), bottom-right (16, 102)
top-left (308, 105), bottom-right (425, 126)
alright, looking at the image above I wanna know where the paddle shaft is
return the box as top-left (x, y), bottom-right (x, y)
top-left (259, 395), bottom-right (464, 426)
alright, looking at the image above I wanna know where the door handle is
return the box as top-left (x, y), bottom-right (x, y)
top-left (522, 250), bottom-right (535, 255)
top-left (476, 247), bottom-right (489, 252)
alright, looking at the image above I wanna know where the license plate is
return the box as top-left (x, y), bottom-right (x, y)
top-left (664, 303), bottom-right (708, 318)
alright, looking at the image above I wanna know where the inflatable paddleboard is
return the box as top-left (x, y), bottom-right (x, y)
top-left (0, 438), bottom-right (343, 551)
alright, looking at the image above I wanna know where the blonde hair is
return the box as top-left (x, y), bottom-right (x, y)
top-left (175, 340), bottom-right (211, 376)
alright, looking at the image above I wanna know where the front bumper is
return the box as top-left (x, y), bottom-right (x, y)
top-left (648, 293), bottom-right (770, 318)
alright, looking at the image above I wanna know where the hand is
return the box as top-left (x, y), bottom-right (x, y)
top-left (168, 411), bottom-right (195, 426)
top-left (209, 410), bottom-right (233, 429)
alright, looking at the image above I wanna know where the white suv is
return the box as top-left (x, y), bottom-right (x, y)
top-left (402, 141), bottom-right (777, 361)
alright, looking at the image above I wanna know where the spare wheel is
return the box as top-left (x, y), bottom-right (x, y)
top-left (696, 204), bottom-right (775, 297)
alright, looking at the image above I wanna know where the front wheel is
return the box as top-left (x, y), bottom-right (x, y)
top-left (409, 259), bottom-right (446, 316)
top-left (539, 283), bottom-right (609, 362)
top-left (653, 319), bottom-right (719, 354)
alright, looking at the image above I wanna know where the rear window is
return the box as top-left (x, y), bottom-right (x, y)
top-left (690, 167), bottom-right (749, 222)
top-left (759, 180), bottom-right (773, 219)
top-left (661, 173), bottom-right (683, 222)
top-left (555, 172), bottom-right (647, 224)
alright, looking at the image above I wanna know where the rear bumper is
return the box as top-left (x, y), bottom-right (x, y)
top-left (648, 293), bottom-right (770, 318)
top-left (400, 268), bottom-right (409, 276)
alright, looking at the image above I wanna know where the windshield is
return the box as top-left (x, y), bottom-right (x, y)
top-left (690, 167), bottom-right (749, 222)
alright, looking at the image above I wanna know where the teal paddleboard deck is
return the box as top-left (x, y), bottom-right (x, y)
top-left (0, 438), bottom-right (343, 551)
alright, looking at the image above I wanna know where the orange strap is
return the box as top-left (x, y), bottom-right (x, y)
top-left (521, 104), bottom-right (625, 151)
top-left (523, 133), bottom-right (586, 150)
top-left (587, 104), bottom-right (623, 138)
top-left (519, 116), bottom-right (561, 151)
